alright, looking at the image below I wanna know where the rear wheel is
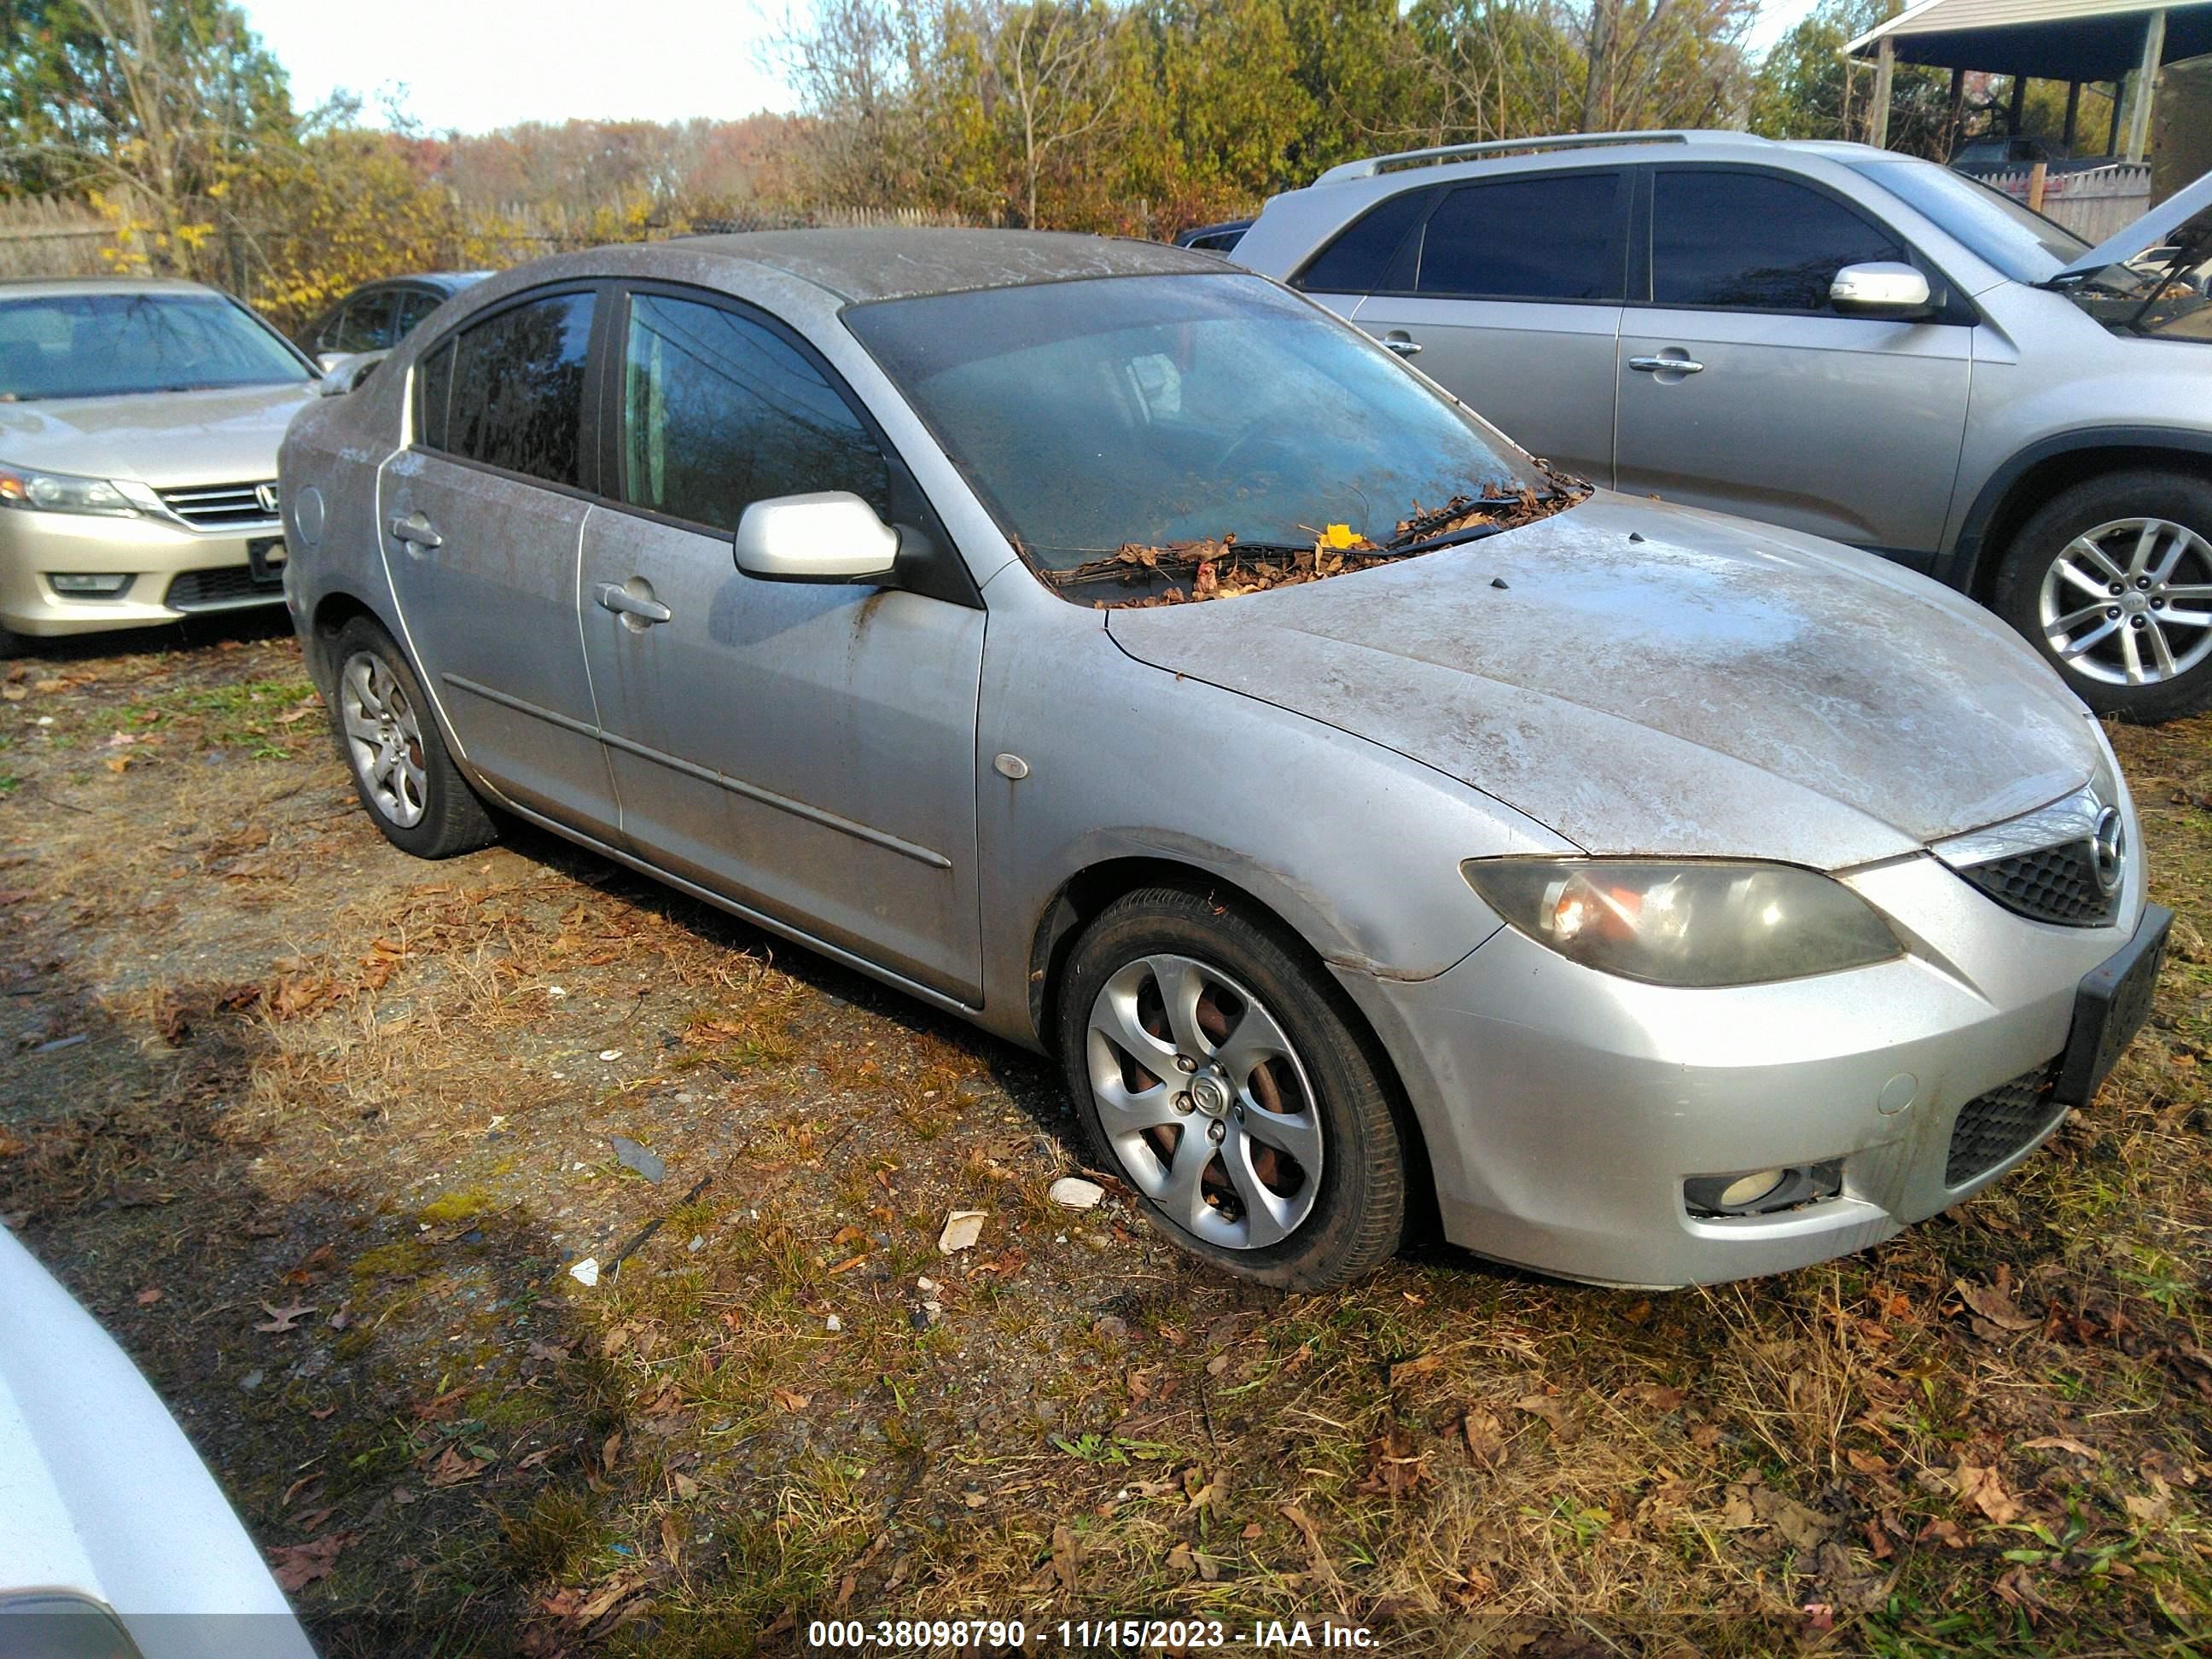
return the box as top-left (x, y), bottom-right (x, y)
top-left (1055, 886), bottom-right (1406, 1289)
top-left (1993, 470), bottom-right (2212, 722)
top-left (331, 616), bottom-right (496, 859)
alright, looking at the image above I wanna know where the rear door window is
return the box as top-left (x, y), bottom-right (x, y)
top-left (617, 291), bottom-right (890, 532)
top-left (417, 291), bottom-right (596, 488)
top-left (1650, 170), bottom-right (1907, 312)
top-left (1416, 171), bottom-right (1627, 300)
top-left (394, 288), bottom-right (445, 337)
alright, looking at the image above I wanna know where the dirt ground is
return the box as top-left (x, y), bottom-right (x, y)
top-left (3, 613), bottom-right (2209, 1658)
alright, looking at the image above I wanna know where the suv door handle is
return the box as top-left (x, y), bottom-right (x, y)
top-left (594, 582), bottom-right (672, 626)
top-left (1628, 354), bottom-right (1705, 375)
top-left (1381, 332), bottom-right (1423, 357)
top-left (388, 511), bottom-right (443, 550)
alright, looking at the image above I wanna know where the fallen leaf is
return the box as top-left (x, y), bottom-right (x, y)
top-left (267, 1532), bottom-right (352, 1592)
top-left (2024, 1435), bottom-right (2096, 1458)
top-left (1515, 1393), bottom-right (1568, 1430)
top-left (601, 1431), bottom-right (622, 1474)
top-left (1280, 1503), bottom-right (1340, 1586)
top-left (1955, 1461), bottom-right (2021, 1526)
top-left (425, 1446), bottom-right (486, 1488)
top-left (1165, 1540), bottom-right (1195, 1578)
top-left (1461, 1408), bottom-right (1507, 1467)
top-left (135, 1287), bottom-right (162, 1307)
top-left (1051, 1521), bottom-right (1080, 1592)
top-left (1956, 1278), bottom-right (2037, 1332)
top-left (771, 1388), bottom-right (811, 1412)
top-left (1389, 1353), bottom-right (1441, 1388)
top-left (255, 1299), bottom-right (317, 1333)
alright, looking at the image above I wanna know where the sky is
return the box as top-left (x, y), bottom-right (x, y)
top-left (237, 0), bottom-right (803, 132)
top-left (240, 0), bottom-right (1822, 138)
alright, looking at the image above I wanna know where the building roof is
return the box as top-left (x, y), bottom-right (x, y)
top-left (1845, 0), bottom-right (2212, 79)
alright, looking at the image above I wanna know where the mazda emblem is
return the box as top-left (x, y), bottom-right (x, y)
top-left (2092, 805), bottom-right (2125, 896)
top-left (255, 481), bottom-right (281, 515)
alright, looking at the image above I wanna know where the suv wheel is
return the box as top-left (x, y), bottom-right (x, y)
top-left (1055, 886), bottom-right (1406, 1289)
top-left (330, 616), bottom-right (497, 859)
top-left (1994, 470), bottom-right (2212, 721)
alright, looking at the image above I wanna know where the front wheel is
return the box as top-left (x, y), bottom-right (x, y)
top-left (1992, 470), bottom-right (2212, 722)
top-left (330, 616), bottom-right (497, 859)
top-left (1055, 886), bottom-right (1406, 1289)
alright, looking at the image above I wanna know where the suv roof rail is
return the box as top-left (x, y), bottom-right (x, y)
top-left (1312, 130), bottom-right (1754, 185)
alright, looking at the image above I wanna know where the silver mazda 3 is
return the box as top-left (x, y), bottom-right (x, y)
top-left (278, 230), bottom-right (2169, 1290)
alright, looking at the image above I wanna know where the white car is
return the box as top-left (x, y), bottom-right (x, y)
top-left (0, 1227), bottom-right (317, 1659)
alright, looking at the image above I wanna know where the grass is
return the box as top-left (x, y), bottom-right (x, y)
top-left (1, 623), bottom-right (2209, 1654)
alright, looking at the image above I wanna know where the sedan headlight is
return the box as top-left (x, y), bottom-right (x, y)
top-left (0, 461), bottom-right (137, 516)
top-left (1461, 858), bottom-right (1902, 987)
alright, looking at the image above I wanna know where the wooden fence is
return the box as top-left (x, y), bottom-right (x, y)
top-left (1971, 162), bottom-right (2152, 243)
top-left (0, 195), bottom-right (117, 280)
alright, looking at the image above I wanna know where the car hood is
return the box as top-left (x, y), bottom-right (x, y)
top-left (2054, 165), bottom-right (2212, 281)
top-left (0, 381), bottom-right (314, 487)
top-left (1105, 493), bottom-right (2102, 870)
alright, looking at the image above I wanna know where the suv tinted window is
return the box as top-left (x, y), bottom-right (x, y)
top-left (1417, 172), bottom-right (1626, 300)
top-left (1653, 170), bottom-right (1906, 311)
top-left (424, 291), bottom-right (595, 486)
top-left (619, 292), bottom-right (889, 533)
top-left (1295, 189), bottom-right (1431, 294)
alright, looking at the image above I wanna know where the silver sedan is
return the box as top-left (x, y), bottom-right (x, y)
top-left (278, 230), bottom-right (2169, 1289)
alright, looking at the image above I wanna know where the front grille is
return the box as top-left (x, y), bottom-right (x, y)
top-left (157, 480), bottom-right (276, 528)
top-left (1957, 840), bottom-right (2116, 928)
top-left (1946, 1064), bottom-right (2064, 1186)
top-left (165, 566), bottom-right (284, 612)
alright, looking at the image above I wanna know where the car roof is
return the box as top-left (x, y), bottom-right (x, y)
top-left (655, 228), bottom-right (1225, 303)
top-left (0, 276), bottom-right (229, 301)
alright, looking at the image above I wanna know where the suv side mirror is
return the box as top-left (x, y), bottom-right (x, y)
top-left (317, 351), bottom-right (386, 395)
top-left (733, 491), bottom-right (902, 583)
top-left (1830, 262), bottom-right (1935, 319)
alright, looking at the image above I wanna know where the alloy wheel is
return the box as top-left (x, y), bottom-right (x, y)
top-left (1084, 953), bottom-right (1323, 1249)
top-left (340, 649), bottom-right (429, 828)
top-left (2038, 515), bottom-right (2212, 688)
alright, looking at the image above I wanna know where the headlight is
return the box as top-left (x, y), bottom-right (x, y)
top-left (1461, 858), bottom-right (1902, 987)
top-left (0, 462), bottom-right (137, 516)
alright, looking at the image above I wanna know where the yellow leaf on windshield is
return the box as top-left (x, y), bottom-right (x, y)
top-left (1320, 524), bottom-right (1358, 550)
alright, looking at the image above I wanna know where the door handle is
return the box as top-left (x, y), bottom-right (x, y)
top-left (594, 581), bottom-right (672, 626)
top-left (1628, 354), bottom-right (1705, 375)
top-left (388, 510), bottom-right (443, 550)
top-left (1381, 333), bottom-right (1423, 357)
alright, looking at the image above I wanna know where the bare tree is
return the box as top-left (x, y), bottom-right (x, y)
top-left (996, 0), bottom-right (1121, 226)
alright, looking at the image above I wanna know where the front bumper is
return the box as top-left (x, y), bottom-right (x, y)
top-left (1341, 852), bottom-right (2160, 1288)
top-left (0, 508), bottom-right (285, 637)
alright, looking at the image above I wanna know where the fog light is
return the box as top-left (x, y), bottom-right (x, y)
top-left (1684, 1161), bottom-right (1842, 1218)
top-left (1720, 1169), bottom-right (1785, 1208)
top-left (47, 573), bottom-right (130, 597)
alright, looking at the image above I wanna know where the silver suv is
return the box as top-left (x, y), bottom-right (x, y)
top-left (1230, 131), bottom-right (2212, 720)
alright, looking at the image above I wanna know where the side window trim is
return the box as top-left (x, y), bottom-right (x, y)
top-left (407, 280), bottom-right (612, 499)
top-left (1632, 162), bottom-right (1977, 324)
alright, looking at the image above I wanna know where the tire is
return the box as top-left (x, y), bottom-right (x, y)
top-left (1991, 470), bottom-right (2212, 722)
top-left (329, 616), bottom-right (497, 859)
top-left (1055, 885), bottom-right (1406, 1289)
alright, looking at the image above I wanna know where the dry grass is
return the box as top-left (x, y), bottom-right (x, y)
top-left (2, 618), bottom-right (2209, 1656)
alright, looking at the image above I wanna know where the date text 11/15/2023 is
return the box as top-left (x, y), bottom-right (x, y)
top-left (806, 1617), bottom-right (1382, 1650)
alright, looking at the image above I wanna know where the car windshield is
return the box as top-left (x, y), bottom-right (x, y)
top-left (0, 291), bottom-right (311, 401)
top-left (845, 272), bottom-right (1560, 597)
top-left (1846, 156), bottom-right (2087, 282)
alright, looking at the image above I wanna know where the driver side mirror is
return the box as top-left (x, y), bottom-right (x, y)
top-left (733, 491), bottom-right (902, 584)
top-left (1830, 261), bottom-right (1936, 320)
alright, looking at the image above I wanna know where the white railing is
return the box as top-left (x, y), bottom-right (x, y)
top-left (1970, 162), bottom-right (2152, 242)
